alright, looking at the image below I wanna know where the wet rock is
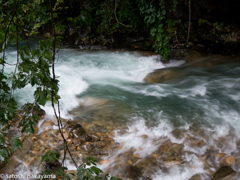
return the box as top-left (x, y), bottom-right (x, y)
top-left (72, 138), bottom-right (81, 145)
top-left (100, 159), bottom-right (110, 165)
top-left (198, 140), bottom-right (207, 147)
top-left (49, 129), bottom-right (59, 136)
top-left (32, 136), bottom-right (37, 141)
top-left (212, 166), bottom-right (237, 180)
top-left (137, 176), bottom-right (152, 180)
top-left (0, 161), bottom-right (6, 170)
top-left (133, 153), bottom-right (141, 159)
top-left (55, 143), bottom-right (65, 152)
top-left (188, 56), bottom-right (240, 68)
top-left (128, 160), bottom-right (133, 165)
top-left (64, 120), bottom-right (77, 131)
top-left (217, 153), bottom-right (227, 158)
top-left (89, 123), bottom-right (108, 134)
top-left (7, 128), bottom-right (21, 140)
top-left (82, 143), bottom-right (95, 153)
top-left (58, 131), bottom-right (70, 141)
top-left (164, 160), bottom-right (182, 167)
top-left (77, 146), bottom-right (81, 151)
top-left (171, 143), bottom-right (184, 155)
top-left (72, 126), bottom-right (86, 137)
top-left (21, 103), bottom-right (46, 117)
top-left (79, 135), bottom-right (91, 144)
top-left (236, 139), bottom-right (240, 146)
top-left (96, 132), bottom-right (104, 137)
top-left (144, 67), bottom-right (185, 83)
top-left (88, 134), bottom-right (100, 141)
top-left (30, 157), bottom-right (41, 167)
top-left (70, 124), bottom-right (84, 133)
top-left (220, 156), bottom-right (235, 167)
top-left (41, 120), bottom-right (54, 129)
top-left (189, 174), bottom-right (202, 180)
top-left (205, 168), bottom-right (215, 176)
top-left (35, 109), bottom-right (46, 117)
top-left (44, 159), bottom-right (61, 171)
top-left (141, 134), bottom-right (149, 139)
top-left (172, 129), bottom-right (183, 139)
top-left (137, 157), bottom-right (159, 170)
top-left (69, 124), bottom-right (91, 143)
top-left (0, 136), bottom-right (34, 174)
top-left (126, 165), bottom-right (143, 179)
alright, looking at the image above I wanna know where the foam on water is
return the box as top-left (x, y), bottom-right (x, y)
top-left (2, 46), bottom-right (240, 179)
top-left (42, 51), bottom-right (166, 117)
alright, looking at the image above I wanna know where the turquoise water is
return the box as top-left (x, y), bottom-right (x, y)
top-left (2, 44), bottom-right (240, 179)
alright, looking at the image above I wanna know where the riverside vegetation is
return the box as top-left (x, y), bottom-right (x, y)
top-left (1, 0), bottom-right (240, 179)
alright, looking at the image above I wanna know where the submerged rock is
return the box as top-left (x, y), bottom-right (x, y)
top-left (172, 129), bottom-right (183, 139)
top-left (189, 174), bottom-right (203, 180)
top-left (171, 143), bottom-right (184, 155)
top-left (126, 165), bottom-right (143, 179)
top-left (137, 176), bottom-right (152, 180)
top-left (144, 67), bottom-right (184, 83)
top-left (212, 166), bottom-right (237, 180)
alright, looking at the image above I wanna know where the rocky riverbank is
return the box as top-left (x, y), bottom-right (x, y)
top-left (1, 102), bottom-right (240, 180)
top-left (144, 50), bottom-right (240, 83)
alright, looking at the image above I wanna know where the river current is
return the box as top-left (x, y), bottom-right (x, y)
top-left (3, 45), bottom-right (240, 179)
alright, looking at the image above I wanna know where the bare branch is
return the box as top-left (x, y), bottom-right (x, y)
top-left (186, 0), bottom-right (191, 43)
top-left (114, 0), bottom-right (132, 28)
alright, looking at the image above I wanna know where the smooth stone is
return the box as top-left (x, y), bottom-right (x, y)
top-left (212, 166), bottom-right (237, 180)
top-left (144, 67), bottom-right (184, 83)
top-left (220, 156), bottom-right (235, 167)
top-left (189, 174), bottom-right (203, 180)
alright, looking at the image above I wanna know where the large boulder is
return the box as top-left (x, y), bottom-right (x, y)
top-left (144, 67), bottom-right (185, 83)
top-left (220, 156), bottom-right (236, 167)
top-left (212, 166), bottom-right (237, 180)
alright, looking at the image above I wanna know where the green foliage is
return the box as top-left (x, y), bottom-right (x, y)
top-left (40, 152), bottom-right (121, 180)
top-left (198, 19), bottom-right (224, 35)
top-left (198, 18), bottom-right (208, 26)
top-left (81, 0), bottom-right (178, 59)
top-left (138, 0), bottom-right (178, 59)
top-left (211, 22), bottom-right (224, 35)
top-left (41, 150), bottom-right (60, 163)
top-left (77, 156), bottom-right (121, 180)
top-left (0, 0), bottom-right (58, 166)
top-left (0, 1), bottom-right (121, 179)
top-left (10, 136), bottom-right (22, 151)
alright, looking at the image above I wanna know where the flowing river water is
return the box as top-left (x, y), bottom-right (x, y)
top-left (2, 44), bottom-right (240, 179)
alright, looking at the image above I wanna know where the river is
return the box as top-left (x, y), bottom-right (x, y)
top-left (2, 44), bottom-right (240, 179)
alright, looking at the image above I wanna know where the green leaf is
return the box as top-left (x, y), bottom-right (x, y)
top-left (86, 170), bottom-right (94, 180)
top-left (11, 138), bottom-right (22, 151)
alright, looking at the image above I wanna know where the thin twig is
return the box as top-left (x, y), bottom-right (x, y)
top-left (174, 31), bottom-right (183, 46)
top-left (174, 0), bottom-right (191, 47)
top-left (186, 0), bottom-right (191, 43)
top-left (49, 0), bottom-right (78, 169)
top-left (10, 5), bottom-right (19, 99)
top-left (1, 0), bottom-right (19, 73)
top-left (114, 0), bottom-right (131, 27)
